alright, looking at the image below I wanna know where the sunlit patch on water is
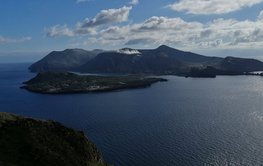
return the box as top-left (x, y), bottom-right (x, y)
top-left (249, 112), bottom-right (263, 122)
top-left (205, 152), bottom-right (252, 166)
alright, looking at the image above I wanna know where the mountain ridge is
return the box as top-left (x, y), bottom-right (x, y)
top-left (29, 48), bottom-right (103, 73)
top-left (29, 45), bottom-right (263, 75)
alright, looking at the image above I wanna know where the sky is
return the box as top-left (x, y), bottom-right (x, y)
top-left (1, 0), bottom-right (263, 62)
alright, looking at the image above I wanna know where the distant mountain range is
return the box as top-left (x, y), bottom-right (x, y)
top-left (29, 45), bottom-right (263, 76)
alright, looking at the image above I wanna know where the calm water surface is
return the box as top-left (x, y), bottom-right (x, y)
top-left (1, 63), bottom-right (263, 166)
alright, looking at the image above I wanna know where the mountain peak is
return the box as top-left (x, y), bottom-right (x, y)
top-left (63, 48), bottom-right (87, 53)
top-left (157, 45), bottom-right (173, 50)
top-left (117, 48), bottom-right (141, 55)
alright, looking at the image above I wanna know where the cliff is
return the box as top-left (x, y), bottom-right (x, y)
top-left (0, 112), bottom-right (108, 166)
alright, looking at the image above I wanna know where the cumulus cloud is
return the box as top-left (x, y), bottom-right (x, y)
top-left (130, 0), bottom-right (139, 5)
top-left (96, 16), bottom-right (204, 47)
top-left (199, 40), bottom-right (223, 47)
top-left (231, 28), bottom-right (263, 45)
top-left (132, 16), bottom-right (203, 32)
top-left (258, 10), bottom-right (263, 20)
top-left (45, 7), bottom-right (263, 49)
top-left (0, 36), bottom-right (31, 44)
top-left (46, 6), bottom-right (132, 37)
top-left (45, 25), bottom-right (74, 37)
top-left (95, 12), bottom-right (263, 48)
top-left (200, 29), bottom-right (213, 38)
top-left (168, 0), bottom-right (263, 15)
top-left (78, 6), bottom-right (132, 28)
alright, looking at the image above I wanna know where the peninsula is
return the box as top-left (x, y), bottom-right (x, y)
top-left (21, 72), bottom-right (167, 94)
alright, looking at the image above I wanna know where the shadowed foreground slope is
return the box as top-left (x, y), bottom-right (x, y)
top-left (0, 112), bottom-right (108, 166)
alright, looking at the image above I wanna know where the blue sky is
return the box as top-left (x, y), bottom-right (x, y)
top-left (1, 0), bottom-right (263, 62)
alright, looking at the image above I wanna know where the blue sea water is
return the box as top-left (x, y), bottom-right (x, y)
top-left (1, 63), bottom-right (263, 165)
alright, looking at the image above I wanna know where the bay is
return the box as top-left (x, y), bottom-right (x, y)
top-left (1, 63), bottom-right (263, 165)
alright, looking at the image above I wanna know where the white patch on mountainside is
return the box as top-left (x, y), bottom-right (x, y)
top-left (117, 48), bottom-right (141, 55)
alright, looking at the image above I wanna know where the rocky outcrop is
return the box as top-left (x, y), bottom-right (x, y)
top-left (0, 112), bottom-right (108, 166)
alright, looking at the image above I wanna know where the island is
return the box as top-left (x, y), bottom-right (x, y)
top-left (186, 66), bottom-right (243, 78)
top-left (0, 112), bottom-right (108, 166)
top-left (21, 72), bottom-right (167, 94)
top-left (29, 45), bottom-right (263, 77)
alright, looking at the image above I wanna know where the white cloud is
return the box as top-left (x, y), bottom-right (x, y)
top-left (258, 10), bottom-right (263, 20)
top-left (45, 25), bottom-right (74, 37)
top-left (46, 6), bottom-right (132, 37)
top-left (168, 0), bottom-right (263, 15)
top-left (94, 12), bottom-right (263, 49)
top-left (0, 36), bottom-right (31, 44)
top-left (130, 0), bottom-right (139, 5)
top-left (78, 6), bottom-right (132, 28)
top-left (45, 7), bottom-right (263, 49)
top-left (96, 16), bottom-right (204, 47)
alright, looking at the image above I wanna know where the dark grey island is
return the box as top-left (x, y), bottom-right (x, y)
top-left (21, 72), bottom-right (167, 94)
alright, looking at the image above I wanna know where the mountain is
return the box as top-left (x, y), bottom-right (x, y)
top-left (29, 45), bottom-right (263, 75)
top-left (142, 45), bottom-right (222, 64)
top-left (77, 45), bottom-right (222, 74)
top-left (29, 49), bottom-right (103, 73)
top-left (0, 112), bottom-right (108, 166)
top-left (216, 56), bottom-right (263, 72)
top-left (187, 66), bottom-right (242, 78)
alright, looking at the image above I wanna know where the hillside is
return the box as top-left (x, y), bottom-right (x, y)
top-left (217, 56), bottom-right (263, 72)
top-left (29, 45), bottom-right (263, 75)
top-left (29, 49), bottom-right (103, 72)
top-left (0, 112), bottom-right (108, 166)
top-left (76, 45), bottom-right (222, 74)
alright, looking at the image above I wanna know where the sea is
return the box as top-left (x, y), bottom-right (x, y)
top-left (1, 63), bottom-right (263, 166)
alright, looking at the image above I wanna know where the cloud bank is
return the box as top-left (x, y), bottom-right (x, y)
top-left (45, 4), bottom-right (263, 49)
top-left (78, 6), bottom-right (132, 28)
top-left (168, 0), bottom-right (263, 15)
top-left (46, 6), bottom-right (132, 37)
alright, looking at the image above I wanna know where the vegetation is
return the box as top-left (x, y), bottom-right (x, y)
top-left (0, 112), bottom-right (108, 166)
top-left (21, 72), bottom-right (167, 94)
